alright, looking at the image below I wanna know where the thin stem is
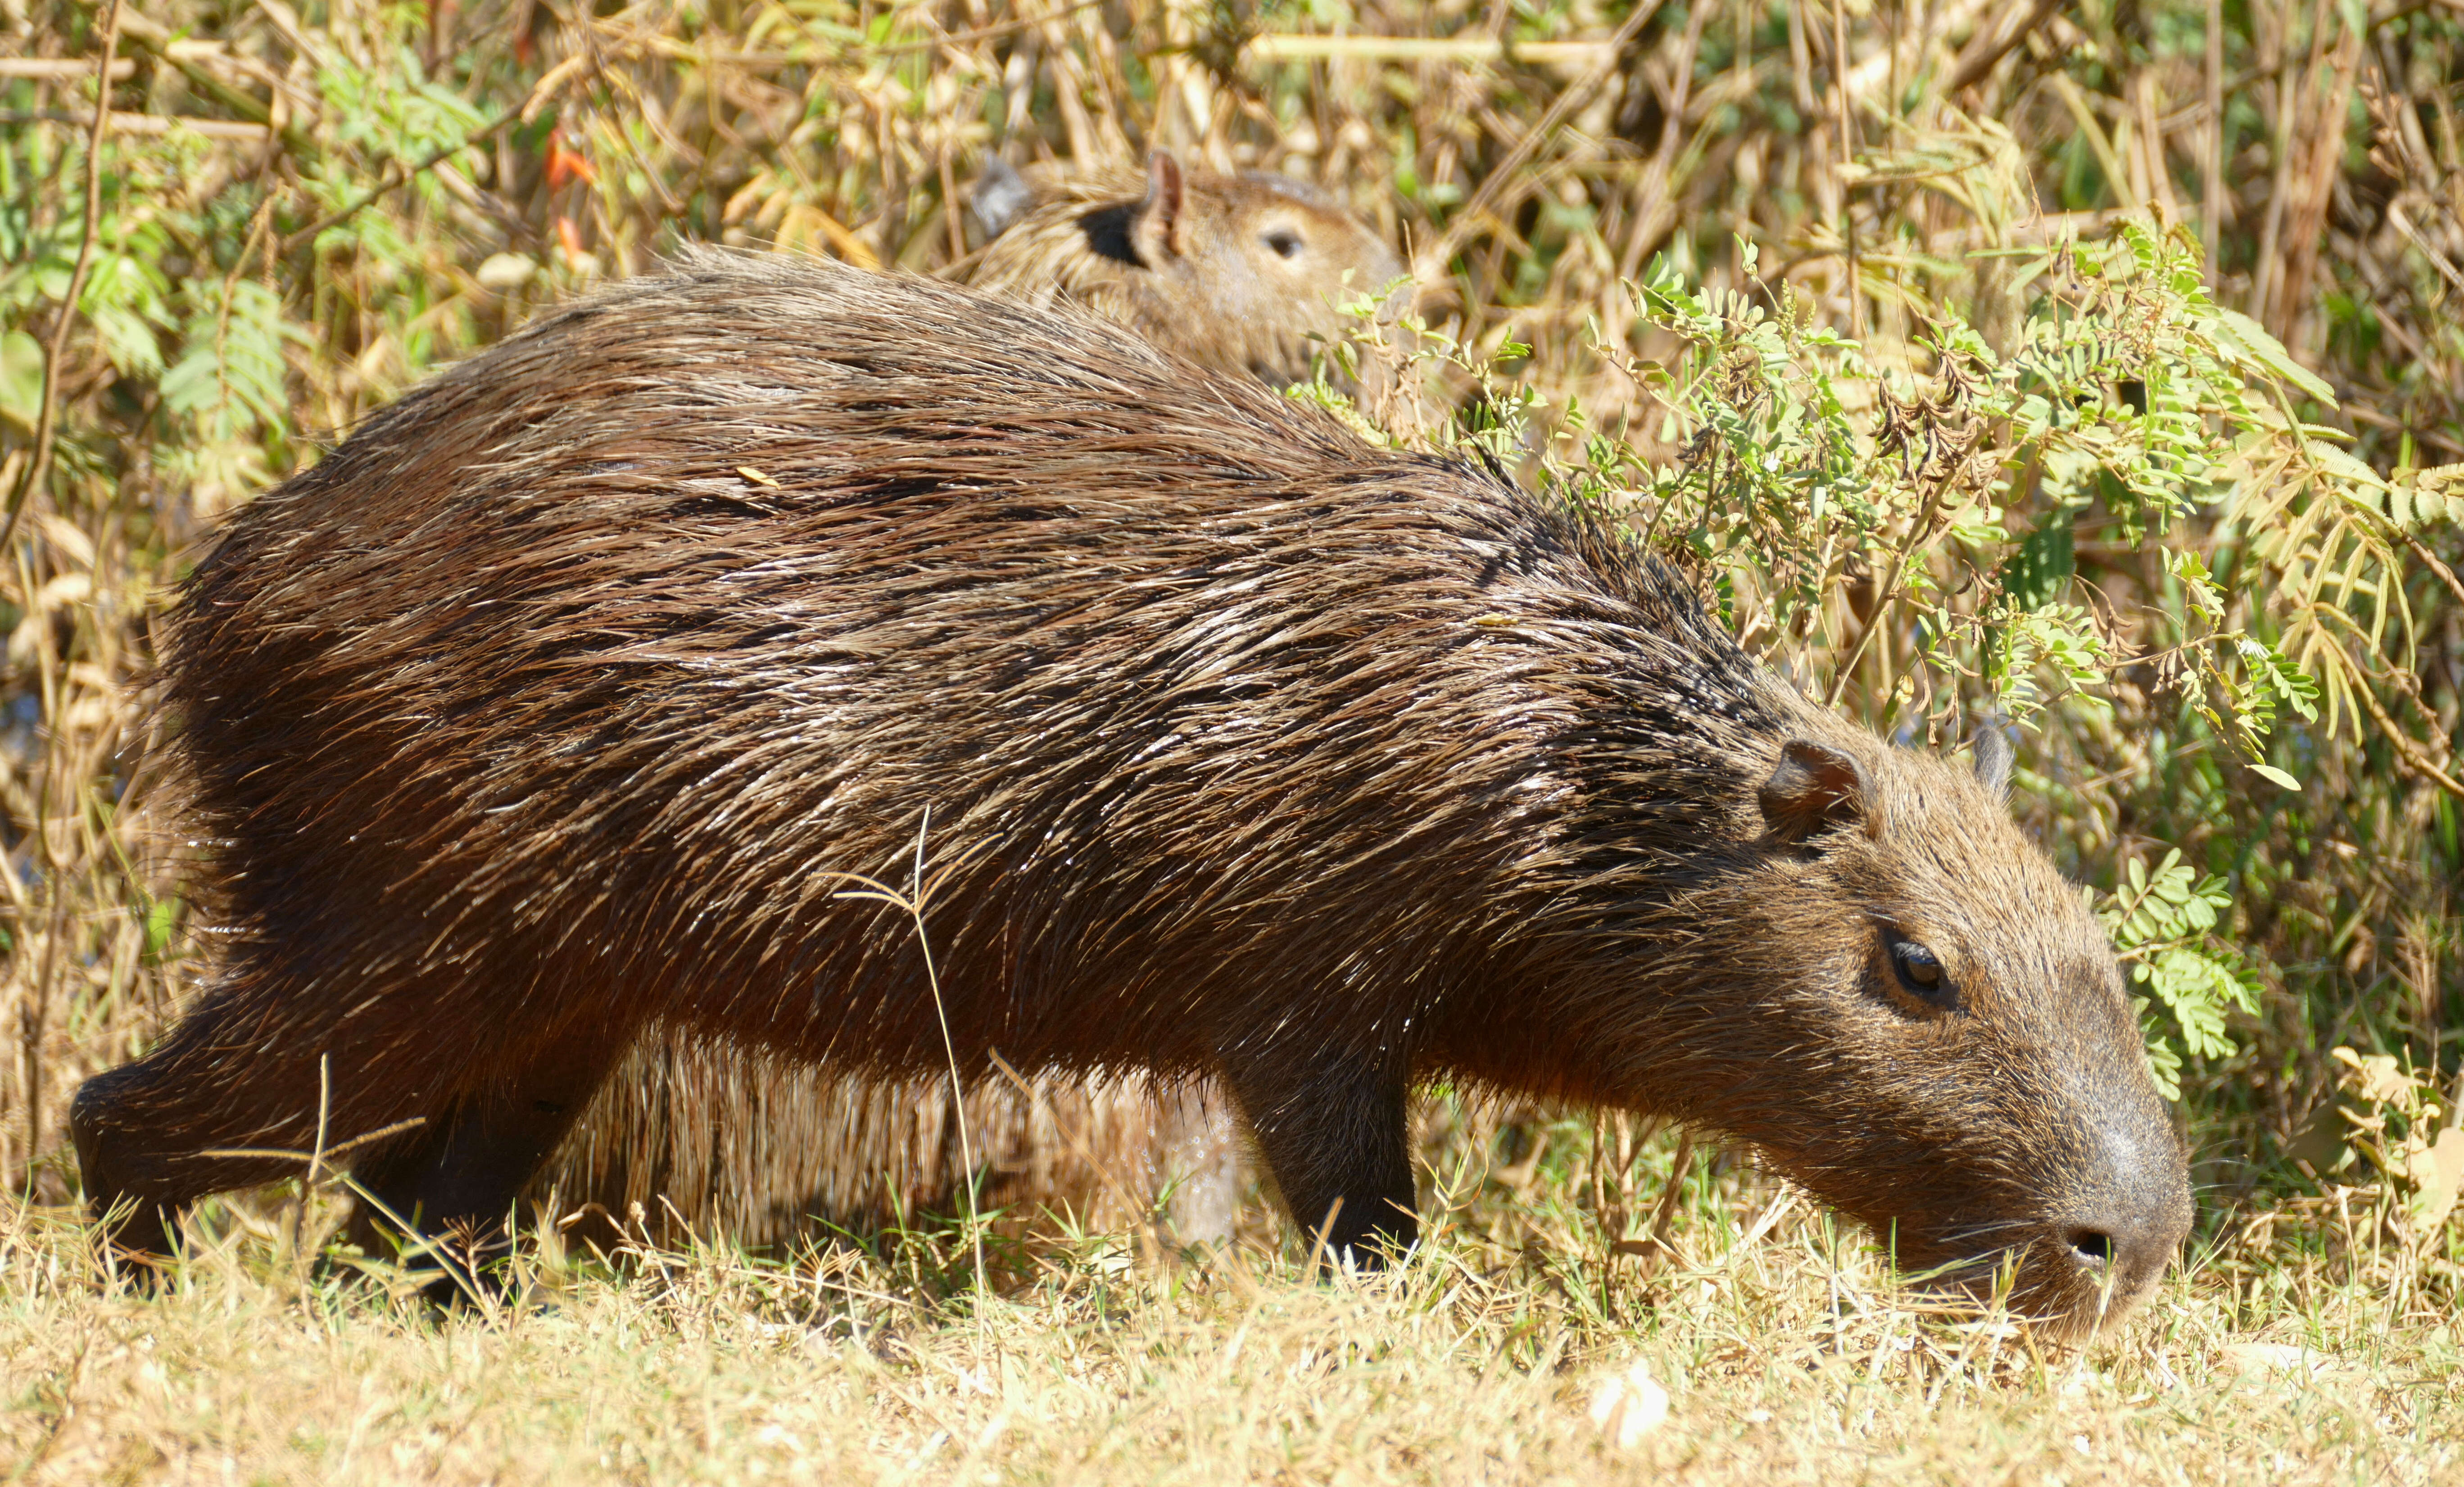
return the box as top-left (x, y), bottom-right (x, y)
top-left (278, 100), bottom-right (525, 255)
top-left (2396, 526), bottom-right (2464, 615)
top-left (904, 809), bottom-right (988, 1304)
top-left (2352, 660), bottom-right (2464, 799)
top-left (1832, 0), bottom-right (1861, 341)
top-left (821, 812), bottom-right (989, 1305)
top-left (1419, 0), bottom-right (1667, 276)
top-left (1633, 1129), bottom-right (1695, 1277)
top-left (2204, 0), bottom-right (2225, 266)
top-left (0, 0), bottom-right (123, 557)
top-left (1827, 477), bottom-right (1949, 707)
top-left (292, 1054), bottom-right (332, 1265)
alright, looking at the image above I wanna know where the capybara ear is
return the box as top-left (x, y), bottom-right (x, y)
top-left (1972, 721), bottom-right (2013, 802)
top-left (1134, 148), bottom-right (1187, 262)
top-left (969, 156), bottom-right (1034, 241)
top-left (1758, 739), bottom-right (1880, 843)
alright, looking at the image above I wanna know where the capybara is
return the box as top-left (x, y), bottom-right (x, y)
top-left (76, 250), bottom-right (2189, 1337)
top-left (532, 148), bottom-right (1409, 1251)
top-left (539, 1046), bottom-right (1240, 1248)
top-left (965, 148), bottom-right (1404, 384)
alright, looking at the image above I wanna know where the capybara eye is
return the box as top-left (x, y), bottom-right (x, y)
top-left (1885, 932), bottom-right (1958, 1010)
top-left (1264, 229), bottom-right (1304, 259)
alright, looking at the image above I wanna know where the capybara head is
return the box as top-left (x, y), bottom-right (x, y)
top-left (1587, 729), bottom-right (2192, 1337)
top-left (74, 252), bottom-right (2184, 1339)
top-left (966, 148), bottom-right (1404, 382)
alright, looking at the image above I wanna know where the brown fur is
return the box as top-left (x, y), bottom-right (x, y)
top-left (544, 1042), bottom-right (1239, 1246)
top-left (75, 252), bottom-right (2188, 1337)
top-left (535, 149), bottom-right (1407, 1251)
top-left (964, 150), bottom-right (1404, 384)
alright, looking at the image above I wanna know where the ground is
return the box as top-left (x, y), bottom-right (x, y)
top-left (4, 1147), bottom-right (2454, 1486)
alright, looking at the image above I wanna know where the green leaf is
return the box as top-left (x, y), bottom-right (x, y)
top-left (2249, 764), bottom-right (2302, 791)
top-left (143, 897), bottom-right (181, 962)
top-left (2137, 999), bottom-right (2184, 1102)
top-left (2306, 439), bottom-right (2388, 492)
top-left (0, 330), bottom-right (42, 431)
top-left (2000, 511), bottom-right (2076, 610)
top-left (2210, 306), bottom-right (2336, 406)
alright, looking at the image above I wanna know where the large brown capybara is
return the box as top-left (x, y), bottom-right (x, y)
top-left (532, 149), bottom-right (1405, 1251)
top-left (76, 250), bottom-right (2189, 1337)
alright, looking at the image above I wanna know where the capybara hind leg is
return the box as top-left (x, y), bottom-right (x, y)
top-left (1218, 1051), bottom-right (1415, 1267)
top-left (74, 971), bottom-right (531, 1275)
top-left (71, 1006), bottom-right (339, 1270)
top-left (71, 1061), bottom-right (202, 1268)
top-left (342, 1034), bottom-right (625, 1287)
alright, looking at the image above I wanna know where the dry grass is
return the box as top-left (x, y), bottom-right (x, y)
top-left (5, 1142), bottom-right (2460, 1485)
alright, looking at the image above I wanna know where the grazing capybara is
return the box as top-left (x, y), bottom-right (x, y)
top-left (76, 250), bottom-right (2189, 1337)
top-left (965, 148), bottom-right (1404, 384)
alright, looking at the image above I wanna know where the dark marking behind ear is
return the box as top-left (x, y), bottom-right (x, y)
top-left (1758, 740), bottom-right (1879, 843)
top-left (1078, 201), bottom-right (1145, 267)
top-left (1972, 721), bottom-right (2013, 802)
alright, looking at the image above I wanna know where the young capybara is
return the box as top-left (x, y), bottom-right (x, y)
top-left (530, 147), bottom-right (1409, 1251)
top-left (540, 1044), bottom-right (1240, 1248)
top-left (76, 249), bottom-right (2189, 1337)
top-left (965, 148), bottom-right (1404, 384)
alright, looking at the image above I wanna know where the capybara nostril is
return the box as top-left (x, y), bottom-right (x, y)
top-left (2064, 1228), bottom-right (2115, 1267)
top-left (2052, 1192), bottom-right (2189, 1308)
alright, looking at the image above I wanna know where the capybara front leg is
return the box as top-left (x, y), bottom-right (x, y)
top-left (1217, 1049), bottom-right (1416, 1268)
top-left (341, 1033), bottom-right (626, 1291)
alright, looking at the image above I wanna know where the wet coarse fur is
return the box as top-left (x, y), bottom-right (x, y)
top-left (964, 148), bottom-right (1405, 384)
top-left (538, 147), bottom-right (1409, 1251)
top-left (75, 251), bottom-right (2189, 1338)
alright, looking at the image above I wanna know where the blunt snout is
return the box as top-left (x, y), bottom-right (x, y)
top-left (2053, 1203), bottom-right (2182, 1296)
top-left (2035, 1110), bottom-right (2193, 1330)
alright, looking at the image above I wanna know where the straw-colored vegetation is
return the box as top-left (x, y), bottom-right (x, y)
top-left (5, 1125), bottom-right (2462, 1484)
top-left (4, 0), bottom-right (2463, 1479)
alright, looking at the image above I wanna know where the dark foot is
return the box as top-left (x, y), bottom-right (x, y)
top-left (342, 1040), bottom-right (624, 1306)
top-left (1216, 1048), bottom-right (1418, 1270)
